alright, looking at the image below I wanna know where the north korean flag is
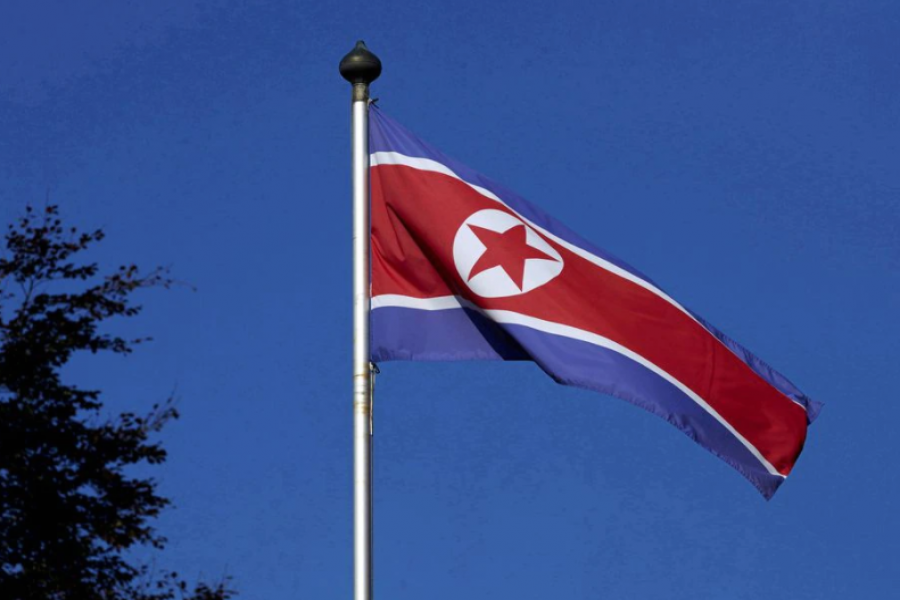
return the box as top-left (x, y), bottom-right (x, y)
top-left (369, 105), bottom-right (821, 498)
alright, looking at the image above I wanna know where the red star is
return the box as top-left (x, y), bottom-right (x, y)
top-left (466, 224), bottom-right (557, 290)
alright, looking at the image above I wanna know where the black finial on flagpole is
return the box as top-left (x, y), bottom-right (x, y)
top-left (340, 41), bottom-right (382, 86)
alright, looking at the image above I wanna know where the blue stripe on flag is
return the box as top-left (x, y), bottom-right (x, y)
top-left (371, 305), bottom-right (785, 498)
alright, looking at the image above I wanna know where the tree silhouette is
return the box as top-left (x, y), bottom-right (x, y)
top-left (0, 206), bottom-right (234, 600)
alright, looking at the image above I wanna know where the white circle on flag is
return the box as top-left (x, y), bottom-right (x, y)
top-left (453, 209), bottom-right (563, 298)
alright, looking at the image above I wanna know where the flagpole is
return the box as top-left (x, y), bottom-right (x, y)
top-left (340, 41), bottom-right (381, 600)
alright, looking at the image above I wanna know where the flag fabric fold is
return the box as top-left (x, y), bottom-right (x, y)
top-left (368, 105), bottom-right (820, 498)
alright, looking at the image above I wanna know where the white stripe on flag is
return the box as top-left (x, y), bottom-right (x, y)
top-left (371, 293), bottom-right (786, 479)
top-left (370, 151), bottom-right (692, 317)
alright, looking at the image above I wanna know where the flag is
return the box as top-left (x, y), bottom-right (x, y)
top-left (368, 106), bottom-right (821, 498)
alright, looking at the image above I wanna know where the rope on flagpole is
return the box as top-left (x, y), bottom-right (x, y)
top-left (369, 362), bottom-right (379, 435)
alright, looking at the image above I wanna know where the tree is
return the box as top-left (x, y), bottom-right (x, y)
top-left (0, 206), bottom-right (234, 600)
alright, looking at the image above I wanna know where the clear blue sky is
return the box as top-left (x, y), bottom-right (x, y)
top-left (2, 1), bottom-right (898, 598)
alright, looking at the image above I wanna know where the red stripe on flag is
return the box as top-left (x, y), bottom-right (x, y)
top-left (372, 164), bottom-right (807, 475)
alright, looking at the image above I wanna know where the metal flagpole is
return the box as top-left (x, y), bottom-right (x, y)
top-left (340, 41), bottom-right (381, 600)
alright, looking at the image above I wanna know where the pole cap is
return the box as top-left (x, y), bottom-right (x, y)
top-left (339, 41), bottom-right (382, 85)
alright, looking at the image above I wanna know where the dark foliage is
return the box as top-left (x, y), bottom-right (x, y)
top-left (0, 206), bottom-right (233, 600)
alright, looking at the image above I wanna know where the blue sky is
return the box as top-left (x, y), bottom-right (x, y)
top-left (1, 1), bottom-right (898, 598)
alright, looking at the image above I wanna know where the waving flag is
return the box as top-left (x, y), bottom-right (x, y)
top-left (368, 106), bottom-right (821, 498)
